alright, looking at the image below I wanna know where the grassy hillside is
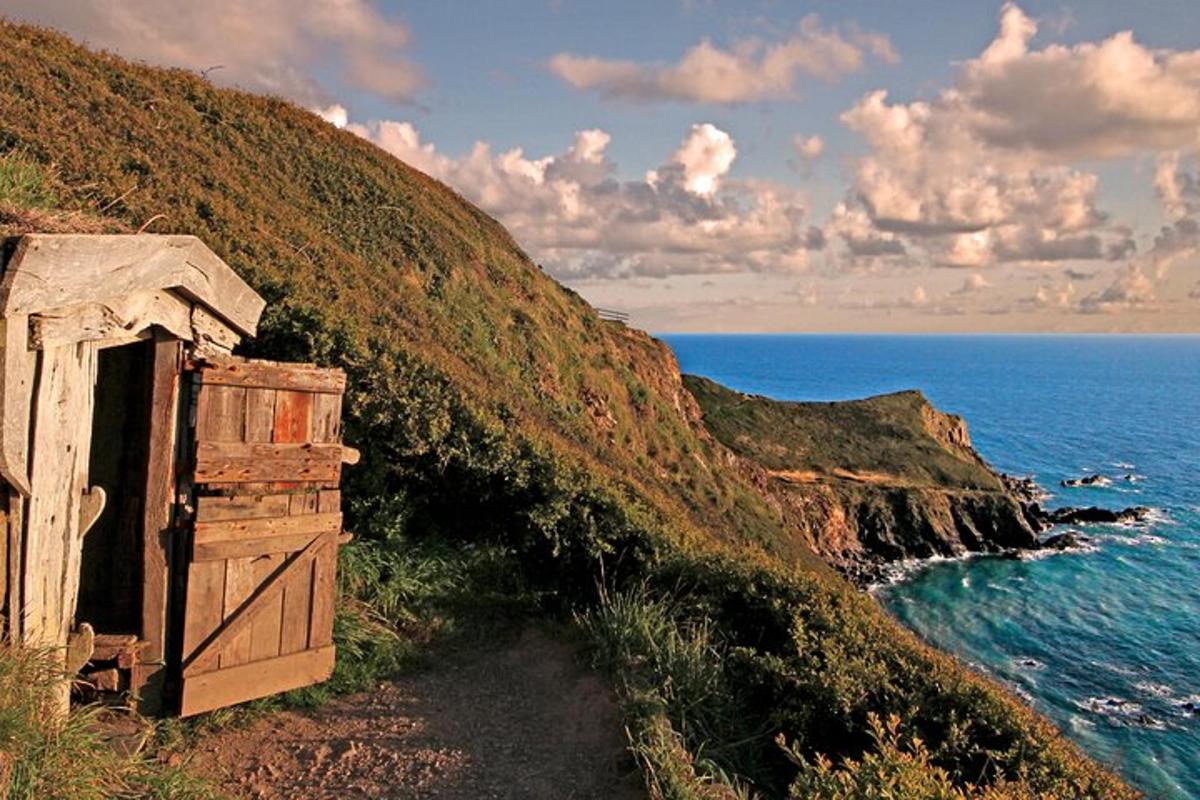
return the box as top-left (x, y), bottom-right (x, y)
top-left (683, 378), bottom-right (1001, 490)
top-left (0, 21), bottom-right (1133, 799)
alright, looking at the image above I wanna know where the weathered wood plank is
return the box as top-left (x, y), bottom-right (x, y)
top-left (5, 489), bottom-right (23, 641)
top-left (183, 532), bottom-right (331, 676)
top-left (249, 553), bottom-right (284, 663)
top-left (196, 493), bottom-right (292, 522)
top-left (190, 305), bottom-right (241, 355)
top-left (244, 388), bottom-right (276, 443)
top-left (0, 315), bottom-right (35, 495)
top-left (22, 342), bottom-right (97, 656)
top-left (199, 357), bottom-right (346, 394)
top-left (179, 645), bottom-right (335, 717)
top-left (195, 509), bottom-right (338, 543)
top-left (194, 442), bottom-right (342, 484)
top-left (197, 385), bottom-right (245, 443)
top-left (289, 492), bottom-right (319, 515)
top-left (317, 490), bottom-right (341, 515)
top-left (195, 531), bottom-right (326, 562)
top-left (181, 560), bottom-right (225, 675)
top-left (273, 391), bottom-right (312, 444)
top-left (221, 557), bottom-right (256, 667)
top-left (137, 337), bottom-right (182, 715)
top-left (309, 537), bottom-right (336, 649)
top-left (310, 393), bottom-right (342, 443)
top-left (1, 235), bottom-right (264, 337)
top-left (29, 290), bottom-right (193, 349)
top-left (279, 557), bottom-right (313, 655)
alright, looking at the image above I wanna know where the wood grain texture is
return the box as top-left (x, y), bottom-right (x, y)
top-left (22, 342), bottom-right (97, 651)
top-left (1, 235), bottom-right (264, 336)
top-left (196, 493), bottom-right (291, 522)
top-left (137, 338), bottom-right (182, 714)
top-left (181, 560), bottom-right (225, 676)
top-left (29, 290), bottom-right (193, 349)
top-left (0, 315), bottom-right (35, 495)
top-left (183, 531), bottom-right (331, 676)
top-left (198, 357), bottom-right (346, 394)
top-left (179, 646), bottom-right (334, 717)
top-left (221, 557), bottom-right (256, 668)
top-left (248, 552), bottom-right (284, 663)
top-left (193, 442), bottom-right (342, 483)
top-left (5, 489), bottom-right (23, 641)
top-left (189, 305), bottom-right (240, 354)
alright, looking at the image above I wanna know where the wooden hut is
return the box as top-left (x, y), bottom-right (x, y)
top-left (0, 234), bottom-right (354, 716)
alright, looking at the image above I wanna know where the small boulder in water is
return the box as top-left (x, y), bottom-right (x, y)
top-left (1041, 531), bottom-right (1089, 551)
top-left (1061, 474), bottom-right (1111, 488)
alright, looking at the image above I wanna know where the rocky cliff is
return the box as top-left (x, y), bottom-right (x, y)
top-left (683, 376), bottom-right (1041, 582)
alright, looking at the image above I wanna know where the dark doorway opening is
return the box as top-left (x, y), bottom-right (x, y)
top-left (76, 340), bottom-right (155, 634)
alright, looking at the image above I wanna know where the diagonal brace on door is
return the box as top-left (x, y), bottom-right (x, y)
top-left (181, 531), bottom-right (334, 677)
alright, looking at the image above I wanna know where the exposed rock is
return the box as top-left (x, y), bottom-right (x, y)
top-left (1061, 474), bottom-right (1111, 487)
top-left (1041, 531), bottom-right (1090, 551)
top-left (1001, 473), bottom-right (1047, 504)
top-left (1039, 506), bottom-right (1151, 525)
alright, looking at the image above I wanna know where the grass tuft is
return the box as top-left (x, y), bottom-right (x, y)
top-left (0, 646), bottom-right (220, 800)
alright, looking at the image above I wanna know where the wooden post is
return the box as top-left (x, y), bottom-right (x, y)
top-left (135, 336), bottom-right (182, 714)
top-left (22, 342), bottom-right (98, 713)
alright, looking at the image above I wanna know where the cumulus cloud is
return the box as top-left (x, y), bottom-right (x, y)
top-left (547, 15), bottom-right (897, 104)
top-left (5, 0), bottom-right (424, 105)
top-left (315, 104), bottom-right (350, 129)
top-left (833, 2), bottom-right (1179, 270)
top-left (963, 4), bottom-right (1200, 159)
top-left (348, 120), bottom-right (819, 279)
top-left (669, 124), bottom-right (736, 195)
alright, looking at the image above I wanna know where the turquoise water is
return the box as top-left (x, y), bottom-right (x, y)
top-left (660, 334), bottom-right (1200, 799)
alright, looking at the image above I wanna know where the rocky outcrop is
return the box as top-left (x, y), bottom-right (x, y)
top-left (1033, 505), bottom-right (1151, 526)
top-left (774, 482), bottom-right (1040, 584)
top-left (1061, 474), bottom-right (1111, 488)
top-left (683, 376), bottom-right (1157, 586)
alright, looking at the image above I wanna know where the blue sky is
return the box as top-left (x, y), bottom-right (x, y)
top-left (8, 0), bottom-right (1200, 331)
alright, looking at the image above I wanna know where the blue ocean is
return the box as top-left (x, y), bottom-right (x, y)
top-left (661, 334), bottom-right (1200, 799)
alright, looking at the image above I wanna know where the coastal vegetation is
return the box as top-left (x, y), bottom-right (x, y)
top-left (685, 377), bottom-right (1043, 579)
top-left (0, 20), bottom-right (1136, 798)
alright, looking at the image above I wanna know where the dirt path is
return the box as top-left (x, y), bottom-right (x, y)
top-left (187, 629), bottom-right (644, 799)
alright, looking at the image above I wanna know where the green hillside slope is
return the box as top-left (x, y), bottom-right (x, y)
top-left (684, 377), bottom-right (1040, 579)
top-left (0, 21), bottom-right (1132, 799)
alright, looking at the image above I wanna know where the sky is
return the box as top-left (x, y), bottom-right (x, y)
top-left (6, 0), bottom-right (1200, 332)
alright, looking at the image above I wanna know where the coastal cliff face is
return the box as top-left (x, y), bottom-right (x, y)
top-left (683, 376), bottom-right (1040, 580)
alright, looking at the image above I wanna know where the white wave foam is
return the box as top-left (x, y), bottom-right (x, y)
top-left (1134, 682), bottom-right (1175, 699)
top-left (1075, 695), bottom-right (1143, 717)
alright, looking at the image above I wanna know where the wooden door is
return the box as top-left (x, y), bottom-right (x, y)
top-left (177, 356), bottom-right (349, 717)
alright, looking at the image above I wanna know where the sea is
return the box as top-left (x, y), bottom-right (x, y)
top-left (660, 334), bottom-right (1200, 799)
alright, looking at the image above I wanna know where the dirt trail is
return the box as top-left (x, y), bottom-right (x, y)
top-left (188, 629), bottom-right (644, 799)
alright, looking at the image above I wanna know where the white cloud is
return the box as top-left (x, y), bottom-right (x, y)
top-left (315, 104), bottom-right (349, 129)
top-left (834, 3), bottom-right (1173, 270)
top-left (793, 134), bottom-right (825, 160)
top-left (547, 15), bottom-right (897, 104)
top-left (672, 124), bottom-right (736, 195)
top-left (963, 3), bottom-right (1200, 159)
top-left (350, 119), bottom-right (820, 279)
top-left (5, 0), bottom-right (424, 105)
